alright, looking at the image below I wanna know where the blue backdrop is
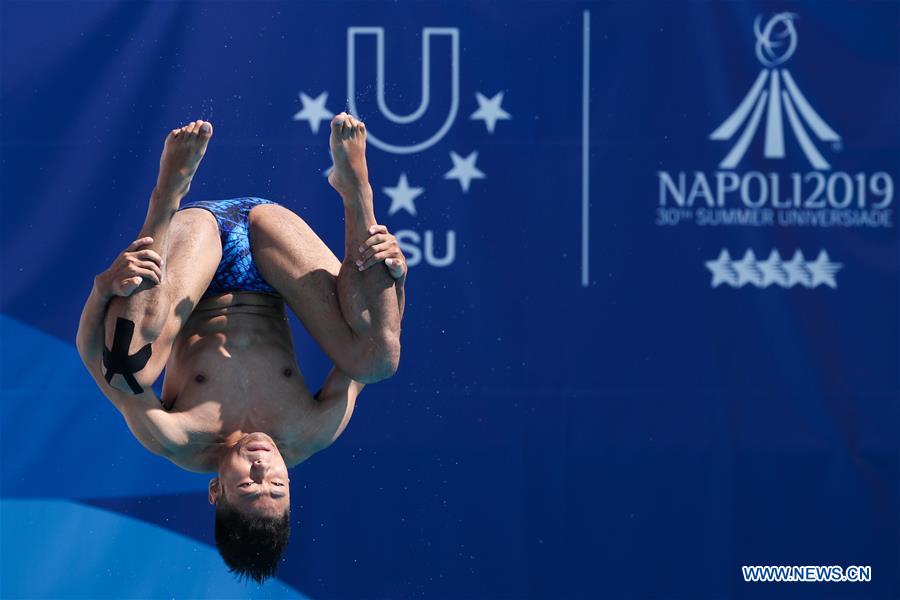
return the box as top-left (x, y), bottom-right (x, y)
top-left (1, 1), bottom-right (898, 598)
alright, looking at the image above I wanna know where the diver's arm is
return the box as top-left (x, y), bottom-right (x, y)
top-left (77, 280), bottom-right (180, 458)
top-left (309, 367), bottom-right (366, 452)
top-left (394, 270), bottom-right (406, 321)
top-left (78, 279), bottom-right (183, 459)
top-left (76, 278), bottom-right (113, 367)
top-left (357, 224), bottom-right (406, 320)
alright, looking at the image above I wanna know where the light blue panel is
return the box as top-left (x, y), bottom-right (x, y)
top-left (0, 499), bottom-right (308, 599)
top-left (0, 314), bottom-right (206, 499)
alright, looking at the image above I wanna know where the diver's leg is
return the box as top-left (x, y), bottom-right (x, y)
top-left (250, 202), bottom-right (399, 384)
top-left (252, 114), bottom-right (401, 383)
top-left (102, 120), bottom-right (219, 393)
top-left (327, 113), bottom-right (402, 341)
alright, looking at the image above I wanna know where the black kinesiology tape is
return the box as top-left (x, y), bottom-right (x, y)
top-left (103, 317), bottom-right (153, 395)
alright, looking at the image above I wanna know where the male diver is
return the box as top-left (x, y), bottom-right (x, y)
top-left (76, 114), bottom-right (406, 583)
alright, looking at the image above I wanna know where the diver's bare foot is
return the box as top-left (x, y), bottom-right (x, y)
top-left (327, 112), bottom-right (370, 197)
top-left (155, 120), bottom-right (213, 202)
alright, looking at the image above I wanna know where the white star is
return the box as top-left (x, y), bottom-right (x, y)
top-left (757, 250), bottom-right (788, 288)
top-left (705, 249), bottom-right (736, 288)
top-left (782, 250), bottom-right (812, 288)
top-left (293, 91), bottom-right (333, 134)
top-left (807, 250), bottom-right (842, 289)
top-left (732, 250), bottom-right (762, 287)
top-left (470, 91), bottom-right (511, 134)
top-left (383, 173), bottom-right (425, 216)
top-left (444, 150), bottom-right (485, 193)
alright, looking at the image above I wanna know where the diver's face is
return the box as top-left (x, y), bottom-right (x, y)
top-left (216, 433), bottom-right (290, 517)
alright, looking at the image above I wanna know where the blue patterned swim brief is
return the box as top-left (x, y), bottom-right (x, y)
top-left (177, 197), bottom-right (281, 298)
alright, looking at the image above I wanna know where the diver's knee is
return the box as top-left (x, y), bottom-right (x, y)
top-left (101, 314), bottom-right (160, 395)
top-left (355, 336), bottom-right (401, 384)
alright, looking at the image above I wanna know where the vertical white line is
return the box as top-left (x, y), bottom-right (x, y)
top-left (581, 10), bottom-right (591, 287)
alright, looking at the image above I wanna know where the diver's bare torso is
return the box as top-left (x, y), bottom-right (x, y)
top-left (153, 292), bottom-right (323, 472)
top-left (78, 115), bottom-right (402, 476)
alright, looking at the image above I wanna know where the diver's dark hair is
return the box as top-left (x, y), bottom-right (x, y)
top-left (214, 500), bottom-right (290, 584)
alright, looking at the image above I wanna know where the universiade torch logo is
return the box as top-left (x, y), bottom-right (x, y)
top-left (710, 13), bottom-right (840, 170)
top-left (654, 12), bottom-right (896, 291)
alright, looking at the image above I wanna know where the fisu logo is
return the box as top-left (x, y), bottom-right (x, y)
top-left (710, 13), bottom-right (841, 170)
top-left (293, 25), bottom-right (514, 270)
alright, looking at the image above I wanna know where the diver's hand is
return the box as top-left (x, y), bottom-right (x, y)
top-left (356, 225), bottom-right (407, 280)
top-left (95, 237), bottom-right (163, 298)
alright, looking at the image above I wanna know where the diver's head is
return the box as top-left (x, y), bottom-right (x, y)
top-left (209, 432), bottom-right (291, 583)
top-left (211, 432), bottom-right (291, 517)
